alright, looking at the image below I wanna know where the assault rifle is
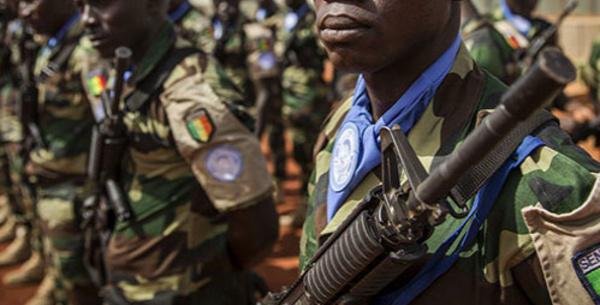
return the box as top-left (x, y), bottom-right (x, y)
top-left (83, 46), bottom-right (133, 287)
top-left (263, 47), bottom-right (576, 305)
top-left (520, 0), bottom-right (578, 68)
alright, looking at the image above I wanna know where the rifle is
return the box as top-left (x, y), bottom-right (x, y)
top-left (263, 47), bottom-right (576, 305)
top-left (83, 46), bottom-right (133, 287)
top-left (520, 0), bottom-right (578, 68)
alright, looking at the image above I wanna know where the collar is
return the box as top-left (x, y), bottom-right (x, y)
top-left (129, 21), bottom-right (176, 85)
top-left (169, 1), bottom-right (192, 23)
top-left (500, 0), bottom-right (532, 38)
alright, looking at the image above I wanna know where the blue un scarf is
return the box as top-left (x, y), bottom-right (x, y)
top-left (326, 34), bottom-right (462, 222)
top-left (500, 0), bottom-right (533, 38)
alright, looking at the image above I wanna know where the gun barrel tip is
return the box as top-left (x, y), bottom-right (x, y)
top-left (115, 47), bottom-right (132, 59)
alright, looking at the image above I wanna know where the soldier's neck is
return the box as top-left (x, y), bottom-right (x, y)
top-left (132, 22), bottom-right (165, 63)
top-left (168, 0), bottom-right (186, 14)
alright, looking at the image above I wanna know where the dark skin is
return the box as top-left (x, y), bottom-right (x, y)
top-left (168, 0), bottom-right (186, 13)
top-left (19, 0), bottom-right (78, 36)
top-left (213, 0), bottom-right (283, 137)
top-left (76, 0), bottom-right (278, 271)
top-left (314, 0), bottom-right (550, 303)
top-left (506, 0), bottom-right (539, 20)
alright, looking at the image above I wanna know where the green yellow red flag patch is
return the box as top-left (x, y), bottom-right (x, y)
top-left (86, 70), bottom-right (107, 96)
top-left (186, 108), bottom-right (215, 143)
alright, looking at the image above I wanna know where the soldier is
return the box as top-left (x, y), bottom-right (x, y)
top-left (300, 0), bottom-right (600, 304)
top-left (75, 0), bottom-right (279, 303)
top-left (0, 4), bottom-right (47, 293)
top-left (264, 0), bottom-right (329, 208)
top-left (461, 0), bottom-right (520, 85)
top-left (18, 0), bottom-right (105, 303)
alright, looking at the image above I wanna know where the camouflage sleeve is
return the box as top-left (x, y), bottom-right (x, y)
top-left (243, 23), bottom-right (279, 81)
top-left (465, 29), bottom-right (507, 83)
top-left (78, 37), bottom-right (111, 122)
top-left (160, 55), bottom-right (274, 212)
top-left (492, 123), bottom-right (600, 303)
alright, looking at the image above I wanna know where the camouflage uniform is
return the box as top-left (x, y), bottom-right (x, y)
top-left (28, 18), bottom-right (100, 304)
top-left (91, 22), bottom-right (273, 304)
top-left (489, 4), bottom-right (555, 54)
top-left (300, 44), bottom-right (600, 304)
top-left (171, 1), bottom-right (214, 54)
top-left (583, 36), bottom-right (600, 104)
top-left (461, 16), bottom-right (520, 85)
top-left (264, 2), bottom-right (329, 189)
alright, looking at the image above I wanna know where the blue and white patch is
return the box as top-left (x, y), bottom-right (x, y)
top-left (284, 12), bottom-right (299, 32)
top-left (573, 242), bottom-right (600, 305)
top-left (258, 52), bottom-right (276, 70)
top-left (330, 123), bottom-right (360, 192)
top-left (206, 146), bottom-right (243, 183)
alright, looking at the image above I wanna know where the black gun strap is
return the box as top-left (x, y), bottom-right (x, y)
top-left (449, 109), bottom-right (557, 206)
top-left (125, 47), bottom-right (202, 112)
top-left (38, 40), bottom-right (79, 83)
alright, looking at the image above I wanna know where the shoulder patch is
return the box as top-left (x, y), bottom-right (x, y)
top-left (573, 242), bottom-right (600, 305)
top-left (86, 69), bottom-right (107, 97)
top-left (206, 146), bottom-right (243, 182)
top-left (185, 108), bottom-right (215, 143)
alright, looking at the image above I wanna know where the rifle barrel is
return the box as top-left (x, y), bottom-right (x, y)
top-left (413, 47), bottom-right (576, 207)
top-left (110, 47), bottom-right (132, 117)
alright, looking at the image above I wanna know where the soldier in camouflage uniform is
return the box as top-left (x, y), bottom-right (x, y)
top-left (19, 0), bottom-right (104, 303)
top-left (76, 0), bottom-right (279, 303)
top-left (264, 0), bottom-right (329, 206)
top-left (300, 0), bottom-right (600, 303)
top-left (461, 0), bottom-right (520, 85)
top-left (583, 35), bottom-right (600, 111)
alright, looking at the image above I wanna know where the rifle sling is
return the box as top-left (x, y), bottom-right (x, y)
top-left (38, 40), bottom-right (79, 83)
top-left (449, 110), bottom-right (557, 207)
top-left (125, 47), bottom-right (202, 112)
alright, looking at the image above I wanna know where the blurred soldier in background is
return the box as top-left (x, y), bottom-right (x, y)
top-left (76, 0), bottom-right (279, 303)
top-left (583, 35), bottom-right (600, 111)
top-left (169, 0), bottom-right (214, 53)
top-left (19, 0), bottom-right (104, 303)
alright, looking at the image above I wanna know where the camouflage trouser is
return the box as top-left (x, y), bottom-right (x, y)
top-left (37, 180), bottom-right (100, 305)
top-left (0, 145), bottom-right (9, 195)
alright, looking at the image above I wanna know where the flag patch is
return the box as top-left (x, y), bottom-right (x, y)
top-left (185, 108), bottom-right (215, 143)
top-left (573, 242), bottom-right (600, 304)
top-left (86, 70), bottom-right (107, 96)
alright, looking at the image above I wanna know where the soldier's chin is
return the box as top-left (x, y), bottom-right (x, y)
top-left (92, 41), bottom-right (115, 59)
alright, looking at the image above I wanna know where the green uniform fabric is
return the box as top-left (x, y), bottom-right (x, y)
top-left (264, 4), bottom-right (329, 185)
top-left (30, 21), bottom-right (99, 305)
top-left (173, 5), bottom-right (214, 54)
top-left (461, 16), bottom-right (520, 85)
top-left (201, 13), bottom-right (279, 107)
top-left (98, 22), bottom-right (273, 304)
top-left (299, 44), bottom-right (600, 304)
top-left (583, 36), bottom-right (600, 103)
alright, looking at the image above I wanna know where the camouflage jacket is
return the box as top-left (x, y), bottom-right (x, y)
top-left (171, 2), bottom-right (214, 55)
top-left (98, 22), bottom-right (273, 304)
top-left (299, 44), bottom-right (600, 304)
top-left (583, 36), bottom-right (600, 103)
top-left (200, 13), bottom-right (279, 105)
top-left (461, 16), bottom-right (520, 85)
top-left (0, 19), bottom-right (26, 143)
top-left (27, 20), bottom-right (97, 184)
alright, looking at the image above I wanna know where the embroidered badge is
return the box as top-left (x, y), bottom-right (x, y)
top-left (330, 123), bottom-right (360, 192)
top-left (185, 108), bottom-right (215, 143)
top-left (206, 146), bottom-right (243, 182)
top-left (86, 70), bottom-right (107, 97)
top-left (573, 242), bottom-right (600, 304)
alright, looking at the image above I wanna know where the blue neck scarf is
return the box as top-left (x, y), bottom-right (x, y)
top-left (169, 1), bottom-right (191, 23)
top-left (326, 34), bottom-right (462, 222)
top-left (501, 0), bottom-right (532, 38)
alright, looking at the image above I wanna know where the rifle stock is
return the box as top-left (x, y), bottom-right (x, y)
top-left (263, 47), bottom-right (576, 305)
